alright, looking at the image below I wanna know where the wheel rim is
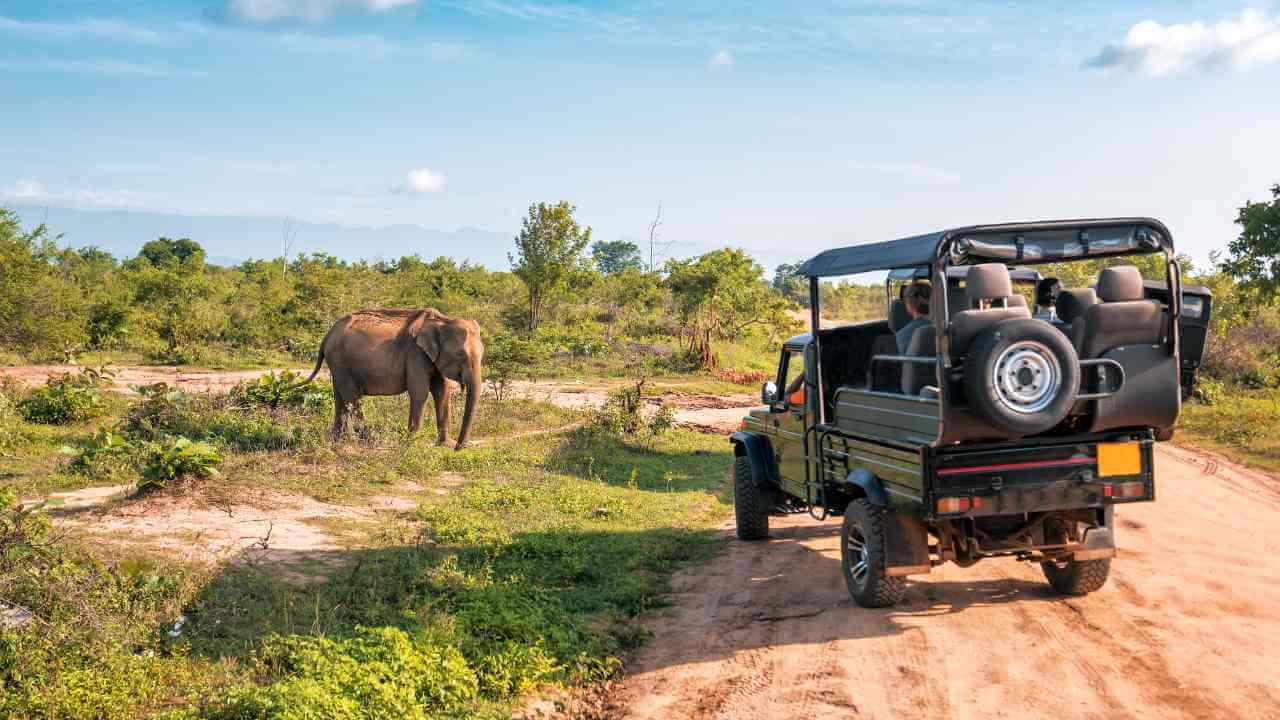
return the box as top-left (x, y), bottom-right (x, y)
top-left (846, 524), bottom-right (870, 589)
top-left (991, 340), bottom-right (1061, 414)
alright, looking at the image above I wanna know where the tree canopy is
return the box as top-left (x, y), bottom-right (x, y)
top-left (590, 239), bottom-right (642, 275)
top-left (510, 201), bottom-right (592, 332)
top-left (665, 248), bottom-right (791, 368)
top-left (1219, 183), bottom-right (1280, 299)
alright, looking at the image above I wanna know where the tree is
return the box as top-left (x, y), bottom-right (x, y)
top-left (1219, 183), bottom-right (1280, 299)
top-left (509, 201), bottom-right (592, 332)
top-left (591, 239), bottom-right (642, 275)
top-left (664, 248), bottom-right (788, 368)
top-left (772, 262), bottom-right (808, 305)
top-left (138, 237), bottom-right (206, 269)
top-left (0, 209), bottom-right (87, 358)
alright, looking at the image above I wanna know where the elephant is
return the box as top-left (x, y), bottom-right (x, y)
top-left (294, 308), bottom-right (484, 449)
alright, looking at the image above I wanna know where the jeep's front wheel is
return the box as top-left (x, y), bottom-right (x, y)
top-left (733, 456), bottom-right (769, 541)
top-left (841, 499), bottom-right (906, 607)
top-left (1041, 556), bottom-right (1111, 595)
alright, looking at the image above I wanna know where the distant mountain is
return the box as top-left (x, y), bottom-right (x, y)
top-left (8, 205), bottom-right (514, 269)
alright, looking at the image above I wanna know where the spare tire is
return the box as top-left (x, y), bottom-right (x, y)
top-left (963, 318), bottom-right (1079, 436)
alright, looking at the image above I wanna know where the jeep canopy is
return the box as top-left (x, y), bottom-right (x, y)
top-left (797, 218), bottom-right (1172, 278)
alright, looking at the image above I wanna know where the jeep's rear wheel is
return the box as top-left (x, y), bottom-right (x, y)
top-left (841, 500), bottom-right (905, 607)
top-left (733, 456), bottom-right (769, 541)
top-left (964, 318), bottom-right (1080, 436)
top-left (1041, 556), bottom-right (1111, 595)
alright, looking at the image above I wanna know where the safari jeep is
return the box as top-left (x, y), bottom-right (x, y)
top-left (731, 218), bottom-right (1211, 607)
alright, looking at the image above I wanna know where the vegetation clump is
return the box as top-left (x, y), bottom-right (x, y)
top-left (16, 367), bottom-right (112, 425)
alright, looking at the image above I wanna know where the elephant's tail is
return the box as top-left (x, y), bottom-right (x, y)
top-left (288, 341), bottom-right (327, 389)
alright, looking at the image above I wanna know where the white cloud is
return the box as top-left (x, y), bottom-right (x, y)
top-left (219, 0), bottom-right (418, 24)
top-left (0, 16), bottom-right (169, 45)
top-left (710, 49), bottom-right (734, 67)
top-left (7, 181), bottom-right (48, 199)
top-left (1, 182), bottom-right (153, 209)
top-left (0, 58), bottom-right (202, 78)
top-left (397, 168), bottom-right (447, 194)
top-left (850, 161), bottom-right (959, 185)
top-left (276, 31), bottom-right (470, 60)
top-left (1087, 9), bottom-right (1280, 76)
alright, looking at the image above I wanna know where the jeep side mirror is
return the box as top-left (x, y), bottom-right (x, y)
top-left (761, 381), bottom-right (778, 405)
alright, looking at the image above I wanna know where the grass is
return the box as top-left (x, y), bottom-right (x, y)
top-left (0, 374), bottom-right (734, 719)
top-left (1179, 382), bottom-right (1280, 474)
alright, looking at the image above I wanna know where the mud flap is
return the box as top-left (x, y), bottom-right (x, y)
top-left (1074, 507), bottom-right (1117, 561)
top-left (883, 512), bottom-right (931, 577)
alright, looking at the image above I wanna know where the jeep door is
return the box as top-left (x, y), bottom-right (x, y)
top-left (773, 347), bottom-right (809, 497)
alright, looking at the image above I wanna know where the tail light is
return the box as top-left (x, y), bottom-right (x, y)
top-left (1112, 481), bottom-right (1146, 499)
top-left (936, 496), bottom-right (971, 514)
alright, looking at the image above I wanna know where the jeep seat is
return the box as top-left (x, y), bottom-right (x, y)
top-left (1080, 266), bottom-right (1163, 358)
top-left (902, 324), bottom-right (938, 395)
top-left (949, 264), bottom-right (1031, 356)
top-left (1055, 288), bottom-right (1098, 352)
top-left (888, 298), bottom-right (912, 333)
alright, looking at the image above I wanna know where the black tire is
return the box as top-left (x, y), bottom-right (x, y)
top-left (963, 318), bottom-right (1080, 436)
top-left (1041, 557), bottom-right (1111, 595)
top-left (840, 500), bottom-right (906, 608)
top-left (733, 456), bottom-right (769, 541)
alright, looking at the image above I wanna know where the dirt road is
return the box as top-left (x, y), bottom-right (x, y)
top-left (9, 365), bottom-right (1280, 718)
top-left (620, 441), bottom-right (1280, 720)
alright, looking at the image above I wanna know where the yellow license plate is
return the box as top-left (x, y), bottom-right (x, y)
top-left (1097, 442), bottom-right (1141, 477)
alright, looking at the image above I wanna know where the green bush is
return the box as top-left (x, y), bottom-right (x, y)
top-left (0, 389), bottom-right (22, 450)
top-left (62, 426), bottom-right (135, 478)
top-left (230, 371), bottom-right (330, 412)
top-left (138, 437), bottom-right (223, 492)
top-left (0, 491), bottom-right (217, 720)
top-left (206, 627), bottom-right (480, 720)
top-left (16, 369), bottom-right (111, 424)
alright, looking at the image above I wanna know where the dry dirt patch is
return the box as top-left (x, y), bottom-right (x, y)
top-left (50, 483), bottom-right (422, 574)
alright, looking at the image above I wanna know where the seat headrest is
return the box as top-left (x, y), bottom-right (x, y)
top-left (1008, 294), bottom-right (1027, 308)
top-left (1098, 266), bottom-right (1144, 302)
top-left (965, 264), bottom-right (1013, 307)
top-left (1056, 288), bottom-right (1098, 323)
top-left (888, 299), bottom-right (911, 332)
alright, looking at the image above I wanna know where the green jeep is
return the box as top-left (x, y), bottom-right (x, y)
top-left (731, 218), bottom-right (1210, 607)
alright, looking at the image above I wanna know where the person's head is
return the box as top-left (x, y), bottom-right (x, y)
top-left (904, 281), bottom-right (931, 319)
top-left (1036, 277), bottom-right (1062, 308)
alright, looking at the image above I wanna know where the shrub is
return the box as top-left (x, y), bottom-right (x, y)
top-left (62, 426), bottom-right (135, 478)
top-left (0, 389), bottom-right (21, 451)
top-left (124, 383), bottom-right (215, 441)
top-left (230, 371), bottom-right (329, 411)
top-left (138, 437), bottom-right (222, 492)
top-left (1201, 311), bottom-right (1280, 387)
top-left (16, 368), bottom-right (111, 424)
top-left (206, 627), bottom-right (480, 720)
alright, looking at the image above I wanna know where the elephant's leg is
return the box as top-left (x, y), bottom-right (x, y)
top-left (350, 399), bottom-right (372, 443)
top-left (429, 374), bottom-right (452, 446)
top-left (408, 387), bottom-right (428, 434)
top-left (331, 397), bottom-right (347, 441)
top-left (330, 371), bottom-right (361, 442)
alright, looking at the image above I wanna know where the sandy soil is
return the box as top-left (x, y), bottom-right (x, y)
top-left (0, 364), bottom-right (326, 394)
top-left (619, 441), bottom-right (1280, 720)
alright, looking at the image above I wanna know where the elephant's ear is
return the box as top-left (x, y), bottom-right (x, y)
top-left (409, 312), bottom-right (443, 364)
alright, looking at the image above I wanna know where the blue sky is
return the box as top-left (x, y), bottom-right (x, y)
top-left (1, 1), bottom-right (1279, 269)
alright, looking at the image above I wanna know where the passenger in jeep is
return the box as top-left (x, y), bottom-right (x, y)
top-left (895, 281), bottom-right (932, 353)
top-left (1035, 277), bottom-right (1062, 321)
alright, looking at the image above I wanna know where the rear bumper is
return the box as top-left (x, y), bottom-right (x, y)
top-left (925, 432), bottom-right (1155, 521)
top-left (929, 477), bottom-right (1151, 521)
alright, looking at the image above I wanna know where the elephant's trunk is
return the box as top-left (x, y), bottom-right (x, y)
top-left (454, 359), bottom-right (481, 450)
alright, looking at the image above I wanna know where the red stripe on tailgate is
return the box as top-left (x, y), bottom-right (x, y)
top-left (937, 454), bottom-right (1094, 476)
